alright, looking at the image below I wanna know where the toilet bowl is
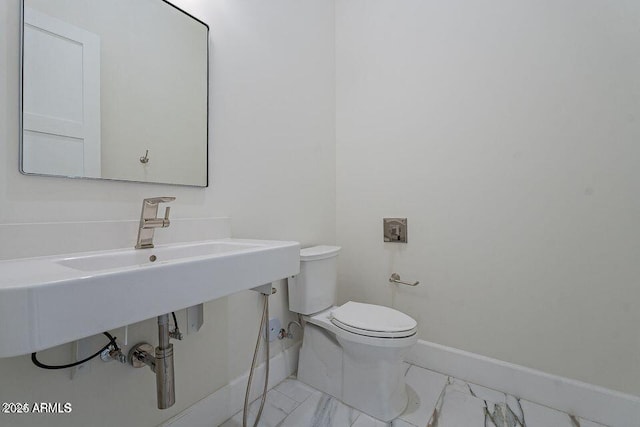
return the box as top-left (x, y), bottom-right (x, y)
top-left (288, 246), bottom-right (417, 422)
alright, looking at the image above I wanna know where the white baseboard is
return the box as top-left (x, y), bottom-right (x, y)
top-left (160, 342), bottom-right (301, 427)
top-left (406, 339), bottom-right (640, 427)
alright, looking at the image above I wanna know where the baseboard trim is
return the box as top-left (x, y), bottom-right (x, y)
top-left (160, 342), bottom-right (301, 427)
top-left (406, 339), bottom-right (640, 427)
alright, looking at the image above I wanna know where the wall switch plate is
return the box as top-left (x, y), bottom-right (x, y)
top-left (384, 218), bottom-right (408, 243)
top-left (267, 317), bottom-right (281, 342)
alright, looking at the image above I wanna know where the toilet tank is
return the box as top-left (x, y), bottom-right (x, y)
top-left (288, 246), bottom-right (341, 315)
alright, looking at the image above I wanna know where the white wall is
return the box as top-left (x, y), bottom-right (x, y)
top-left (0, 0), bottom-right (335, 426)
top-left (336, 0), bottom-right (640, 396)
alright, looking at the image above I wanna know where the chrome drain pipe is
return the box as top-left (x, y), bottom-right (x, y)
top-left (155, 314), bottom-right (175, 409)
top-left (129, 314), bottom-right (176, 409)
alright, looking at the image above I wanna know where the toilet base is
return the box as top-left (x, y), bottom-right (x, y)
top-left (297, 322), bottom-right (414, 422)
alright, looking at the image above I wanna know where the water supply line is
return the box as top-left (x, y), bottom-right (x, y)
top-left (243, 288), bottom-right (273, 427)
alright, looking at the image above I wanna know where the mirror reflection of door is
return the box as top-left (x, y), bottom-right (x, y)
top-left (22, 7), bottom-right (101, 178)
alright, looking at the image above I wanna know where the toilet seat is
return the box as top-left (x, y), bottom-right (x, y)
top-left (306, 304), bottom-right (417, 348)
top-left (330, 301), bottom-right (417, 339)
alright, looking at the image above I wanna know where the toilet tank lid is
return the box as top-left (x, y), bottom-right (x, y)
top-left (300, 245), bottom-right (341, 261)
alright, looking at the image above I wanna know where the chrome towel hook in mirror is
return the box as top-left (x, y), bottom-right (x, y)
top-left (389, 273), bottom-right (419, 286)
top-left (140, 150), bottom-right (150, 164)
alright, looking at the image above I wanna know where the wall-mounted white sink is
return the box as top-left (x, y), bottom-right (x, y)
top-left (0, 238), bottom-right (300, 358)
top-left (57, 240), bottom-right (265, 272)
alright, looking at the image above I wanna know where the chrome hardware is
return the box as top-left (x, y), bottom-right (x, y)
top-left (389, 273), bottom-right (419, 286)
top-left (169, 327), bottom-right (183, 341)
top-left (135, 197), bottom-right (175, 249)
top-left (128, 314), bottom-right (176, 409)
top-left (139, 149), bottom-right (150, 164)
top-left (278, 320), bottom-right (303, 339)
top-left (100, 345), bottom-right (127, 364)
top-left (383, 218), bottom-right (408, 243)
top-left (128, 343), bottom-right (155, 369)
top-left (251, 283), bottom-right (277, 295)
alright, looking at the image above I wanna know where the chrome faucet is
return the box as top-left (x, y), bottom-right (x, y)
top-left (135, 197), bottom-right (175, 249)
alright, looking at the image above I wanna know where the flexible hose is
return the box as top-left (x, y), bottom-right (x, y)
top-left (243, 294), bottom-right (270, 427)
top-left (31, 332), bottom-right (119, 370)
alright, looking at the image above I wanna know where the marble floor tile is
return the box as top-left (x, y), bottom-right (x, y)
top-left (278, 390), bottom-right (361, 427)
top-left (219, 411), bottom-right (244, 427)
top-left (391, 419), bottom-right (418, 427)
top-left (519, 399), bottom-right (581, 427)
top-left (219, 404), bottom-right (282, 427)
top-left (248, 389), bottom-right (298, 415)
top-left (219, 375), bottom-right (611, 427)
top-left (430, 388), bottom-right (486, 427)
top-left (446, 377), bottom-right (473, 394)
top-left (274, 378), bottom-right (316, 403)
top-left (245, 403), bottom-right (287, 427)
top-left (426, 379), bottom-right (526, 427)
top-left (398, 365), bottom-right (448, 427)
top-left (505, 394), bottom-right (526, 426)
top-left (468, 382), bottom-right (522, 425)
top-left (468, 382), bottom-right (507, 408)
top-left (485, 402), bottom-right (525, 427)
top-left (579, 418), bottom-right (608, 427)
top-left (352, 413), bottom-right (392, 427)
top-left (220, 388), bottom-right (299, 427)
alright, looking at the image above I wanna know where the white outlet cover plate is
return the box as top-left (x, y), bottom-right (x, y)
top-left (268, 318), bottom-right (281, 342)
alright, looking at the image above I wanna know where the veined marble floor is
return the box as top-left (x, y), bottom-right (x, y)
top-left (220, 364), bottom-right (609, 427)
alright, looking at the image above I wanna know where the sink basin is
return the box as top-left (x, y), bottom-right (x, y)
top-left (58, 241), bottom-right (263, 272)
top-left (0, 238), bottom-right (300, 357)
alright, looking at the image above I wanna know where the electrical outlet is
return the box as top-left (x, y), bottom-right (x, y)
top-left (267, 318), bottom-right (281, 342)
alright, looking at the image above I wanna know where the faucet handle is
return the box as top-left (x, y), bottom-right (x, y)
top-left (163, 206), bottom-right (171, 226)
top-left (144, 197), bottom-right (176, 206)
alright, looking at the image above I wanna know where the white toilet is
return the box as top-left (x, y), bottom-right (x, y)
top-left (288, 246), bottom-right (417, 422)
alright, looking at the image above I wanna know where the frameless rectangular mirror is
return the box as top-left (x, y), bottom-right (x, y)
top-left (20, 0), bottom-right (209, 187)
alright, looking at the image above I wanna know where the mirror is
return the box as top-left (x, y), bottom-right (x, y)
top-left (20, 0), bottom-right (209, 187)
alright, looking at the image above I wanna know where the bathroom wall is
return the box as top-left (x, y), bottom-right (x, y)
top-left (0, 0), bottom-right (335, 426)
top-left (336, 0), bottom-right (640, 396)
